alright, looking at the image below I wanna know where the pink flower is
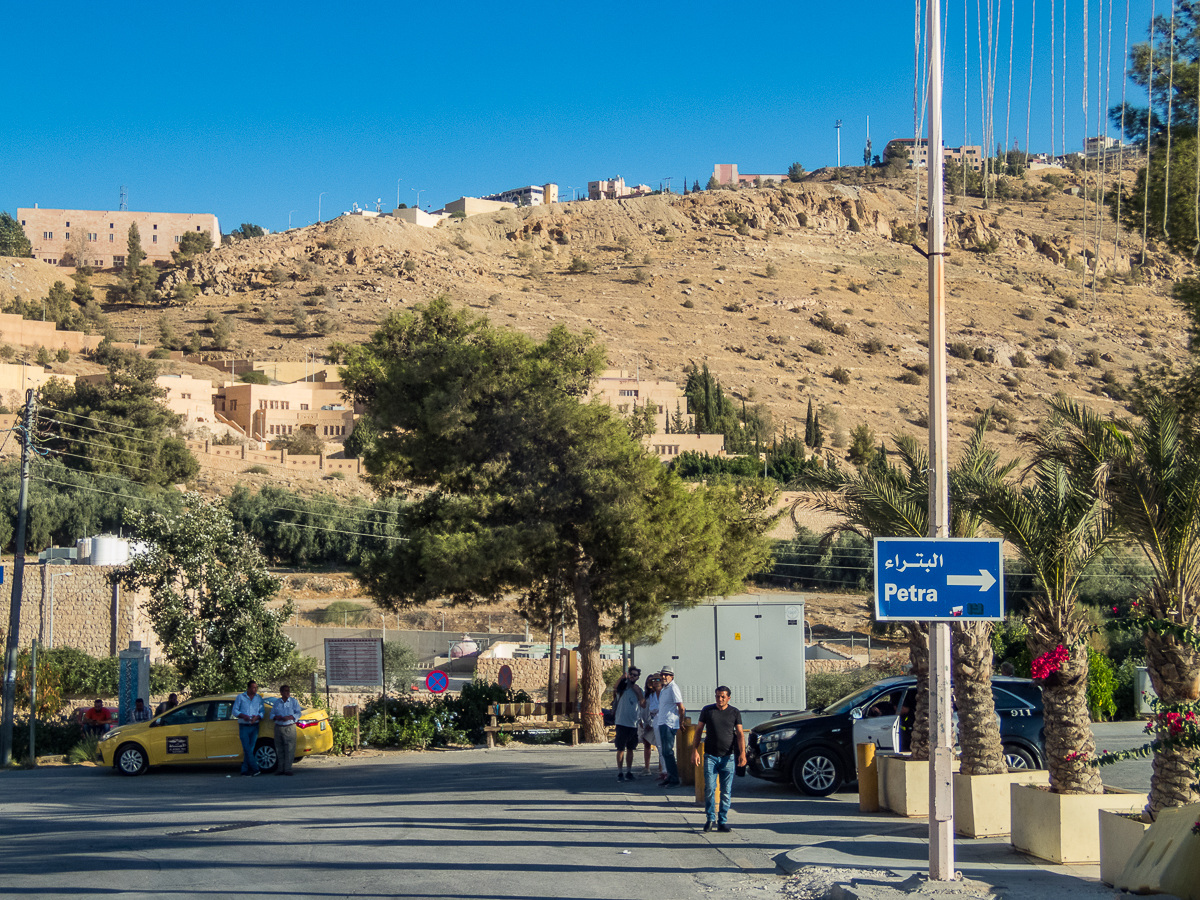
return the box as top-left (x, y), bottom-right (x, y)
top-left (1112, 605), bottom-right (1119, 614)
top-left (1031, 645), bottom-right (1069, 680)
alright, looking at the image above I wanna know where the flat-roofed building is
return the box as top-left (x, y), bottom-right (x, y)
top-left (214, 381), bottom-right (357, 444)
top-left (17, 208), bottom-right (220, 268)
top-left (587, 177), bottom-right (652, 200)
top-left (443, 197), bottom-right (516, 217)
top-left (711, 164), bottom-right (789, 186)
top-left (482, 183), bottom-right (558, 207)
top-left (882, 139), bottom-right (983, 171)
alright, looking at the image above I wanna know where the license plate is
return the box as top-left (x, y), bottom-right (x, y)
top-left (320, 720), bottom-right (326, 731)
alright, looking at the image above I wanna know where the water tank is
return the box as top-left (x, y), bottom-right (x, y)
top-left (89, 535), bottom-right (130, 566)
top-left (450, 634), bottom-right (479, 659)
top-left (76, 537), bottom-right (92, 563)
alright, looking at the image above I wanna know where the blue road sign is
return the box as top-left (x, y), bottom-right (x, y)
top-left (874, 537), bottom-right (1004, 621)
top-left (425, 670), bottom-right (449, 694)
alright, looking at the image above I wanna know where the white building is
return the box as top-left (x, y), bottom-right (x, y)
top-left (482, 183), bottom-right (559, 207)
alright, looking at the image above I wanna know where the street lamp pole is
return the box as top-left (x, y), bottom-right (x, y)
top-left (318, 192), bottom-right (328, 223)
top-left (288, 210), bottom-right (297, 229)
top-left (396, 178), bottom-right (403, 208)
top-left (412, 188), bottom-right (423, 210)
top-left (836, 120), bottom-right (843, 167)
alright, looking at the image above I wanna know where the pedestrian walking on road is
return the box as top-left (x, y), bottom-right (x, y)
top-left (612, 667), bottom-right (644, 781)
top-left (640, 673), bottom-right (661, 777)
top-left (654, 666), bottom-right (686, 787)
top-left (691, 685), bottom-right (746, 833)
top-left (232, 680), bottom-right (264, 776)
top-left (271, 684), bottom-right (302, 776)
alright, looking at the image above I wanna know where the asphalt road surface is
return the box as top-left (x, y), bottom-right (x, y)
top-left (0, 728), bottom-right (1155, 900)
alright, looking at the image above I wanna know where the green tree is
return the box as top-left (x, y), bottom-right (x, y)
top-left (126, 223), bottom-right (145, 270)
top-left (229, 224), bottom-right (266, 241)
top-left (706, 175), bottom-right (720, 190)
top-left (788, 162), bottom-right (806, 182)
top-left (337, 299), bottom-right (778, 741)
top-left (692, 180), bottom-right (701, 193)
top-left (39, 349), bottom-right (199, 487)
top-left (0, 211), bottom-right (32, 257)
top-left (171, 231), bottom-right (214, 264)
top-left (846, 423), bottom-right (877, 467)
top-left (123, 493), bottom-right (295, 695)
top-left (804, 400), bottom-right (815, 447)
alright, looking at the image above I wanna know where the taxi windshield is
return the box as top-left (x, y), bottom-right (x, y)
top-left (822, 683), bottom-right (895, 716)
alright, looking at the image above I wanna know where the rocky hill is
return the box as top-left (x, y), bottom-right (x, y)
top-left (70, 169), bottom-right (1200, 459)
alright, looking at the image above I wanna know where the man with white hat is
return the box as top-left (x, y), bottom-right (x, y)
top-left (653, 666), bottom-right (686, 787)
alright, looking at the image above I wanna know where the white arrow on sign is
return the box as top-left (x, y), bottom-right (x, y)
top-left (946, 570), bottom-right (996, 592)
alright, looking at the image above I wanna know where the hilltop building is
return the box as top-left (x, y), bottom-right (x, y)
top-left (711, 164), bottom-right (789, 187)
top-left (482, 183), bottom-right (559, 207)
top-left (587, 369), bottom-right (725, 462)
top-left (883, 139), bottom-right (983, 171)
top-left (442, 197), bottom-right (516, 218)
top-left (17, 207), bottom-right (220, 268)
top-left (587, 177), bottom-right (652, 200)
top-left (213, 380), bottom-right (358, 445)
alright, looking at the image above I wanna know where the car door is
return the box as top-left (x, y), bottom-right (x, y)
top-left (851, 688), bottom-right (906, 752)
top-left (147, 701), bottom-right (211, 764)
top-left (204, 700), bottom-right (243, 760)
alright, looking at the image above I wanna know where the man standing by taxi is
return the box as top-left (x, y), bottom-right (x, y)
top-left (271, 684), bottom-right (302, 776)
top-left (232, 680), bottom-right (264, 776)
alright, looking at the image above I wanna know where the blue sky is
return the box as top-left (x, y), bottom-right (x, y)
top-left (1, 0), bottom-right (1156, 234)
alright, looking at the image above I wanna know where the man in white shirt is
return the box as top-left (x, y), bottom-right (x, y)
top-left (654, 666), bottom-right (686, 787)
top-left (271, 684), bottom-right (303, 776)
top-left (232, 680), bottom-right (265, 776)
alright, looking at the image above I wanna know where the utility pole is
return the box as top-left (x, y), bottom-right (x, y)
top-left (1, 389), bottom-right (36, 766)
top-left (836, 120), bottom-right (843, 167)
top-left (925, 0), bottom-right (954, 881)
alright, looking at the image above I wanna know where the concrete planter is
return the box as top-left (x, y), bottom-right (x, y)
top-left (1098, 808), bottom-right (1150, 886)
top-left (878, 754), bottom-right (961, 817)
top-left (953, 768), bottom-right (1049, 837)
top-left (1010, 783), bottom-right (1147, 864)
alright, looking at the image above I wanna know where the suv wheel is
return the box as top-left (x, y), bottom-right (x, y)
top-left (1003, 743), bottom-right (1037, 770)
top-left (792, 748), bottom-right (843, 796)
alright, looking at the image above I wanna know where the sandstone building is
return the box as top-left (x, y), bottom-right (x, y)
top-left (17, 208), bottom-right (221, 268)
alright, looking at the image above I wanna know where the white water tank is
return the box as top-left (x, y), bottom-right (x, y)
top-left (75, 537), bottom-right (93, 563)
top-left (89, 535), bottom-right (130, 566)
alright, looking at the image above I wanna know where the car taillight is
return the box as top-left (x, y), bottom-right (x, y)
top-left (297, 719), bottom-right (319, 729)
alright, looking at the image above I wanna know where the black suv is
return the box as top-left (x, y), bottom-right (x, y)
top-left (747, 676), bottom-right (1045, 796)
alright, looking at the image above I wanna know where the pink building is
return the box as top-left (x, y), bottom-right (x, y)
top-left (711, 164), bottom-right (788, 186)
top-left (214, 381), bottom-right (358, 444)
top-left (17, 208), bottom-right (220, 268)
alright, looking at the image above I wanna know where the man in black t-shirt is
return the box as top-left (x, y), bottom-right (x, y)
top-left (690, 686), bottom-right (746, 833)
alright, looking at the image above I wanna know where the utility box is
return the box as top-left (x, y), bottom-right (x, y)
top-left (634, 594), bottom-right (805, 713)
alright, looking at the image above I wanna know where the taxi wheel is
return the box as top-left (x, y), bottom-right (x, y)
top-left (115, 743), bottom-right (148, 776)
top-left (254, 739), bottom-right (279, 773)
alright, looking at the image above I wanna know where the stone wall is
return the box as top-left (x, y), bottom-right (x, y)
top-left (0, 563), bottom-right (157, 658)
top-left (475, 656), bottom-right (624, 698)
top-left (185, 440), bottom-right (363, 481)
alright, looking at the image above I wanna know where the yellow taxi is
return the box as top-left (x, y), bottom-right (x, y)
top-left (99, 693), bottom-right (333, 776)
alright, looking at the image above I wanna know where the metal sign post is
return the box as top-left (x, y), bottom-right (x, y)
top-left (925, 0), bottom-right (952, 880)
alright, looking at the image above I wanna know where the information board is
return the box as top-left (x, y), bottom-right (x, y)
top-left (874, 537), bottom-right (1004, 621)
top-left (324, 638), bottom-right (384, 686)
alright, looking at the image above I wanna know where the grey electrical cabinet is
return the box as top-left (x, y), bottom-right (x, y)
top-left (634, 594), bottom-right (805, 713)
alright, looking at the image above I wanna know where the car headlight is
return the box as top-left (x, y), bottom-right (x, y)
top-left (760, 728), bottom-right (798, 750)
top-left (99, 730), bottom-right (120, 743)
top-left (761, 752), bottom-right (779, 769)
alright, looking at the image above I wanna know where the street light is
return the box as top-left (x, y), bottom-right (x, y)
top-left (396, 178), bottom-right (403, 208)
top-left (318, 191), bottom-right (328, 223)
top-left (288, 210), bottom-right (297, 229)
top-left (567, 186), bottom-right (578, 201)
top-left (412, 187), bottom-right (423, 211)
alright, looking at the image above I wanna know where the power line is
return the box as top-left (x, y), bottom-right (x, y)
top-left (270, 520), bottom-right (408, 542)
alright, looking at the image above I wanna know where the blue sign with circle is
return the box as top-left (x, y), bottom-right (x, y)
top-left (425, 671), bottom-right (449, 693)
top-left (874, 537), bottom-right (1004, 621)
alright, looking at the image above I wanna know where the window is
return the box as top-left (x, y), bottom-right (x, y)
top-left (43, 232), bottom-right (53, 239)
top-left (282, 402), bottom-right (289, 410)
top-left (323, 426), bottom-right (328, 436)
top-left (109, 234), bottom-right (114, 242)
top-left (219, 400), bottom-right (226, 411)
top-left (152, 235), bottom-right (157, 243)
top-left (618, 389), bottom-right (638, 397)
top-left (153, 224), bottom-right (157, 230)
top-left (182, 393), bottom-right (191, 400)
top-left (64, 232), bottom-right (70, 240)
top-left (196, 226), bottom-right (201, 231)
top-left (110, 223), bottom-right (114, 228)
top-left (65, 221), bottom-right (70, 227)
top-left (300, 404), bottom-right (309, 410)
top-left (87, 233), bottom-right (97, 241)
top-left (113, 255), bottom-right (125, 267)
top-left (259, 400), bottom-right (267, 409)
top-left (174, 235), bottom-right (181, 243)
top-left (160, 703), bottom-right (210, 726)
top-left (230, 400), bottom-right (238, 411)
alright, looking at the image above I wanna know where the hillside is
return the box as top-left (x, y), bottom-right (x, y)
top-left (47, 169), bottom-right (1200, 459)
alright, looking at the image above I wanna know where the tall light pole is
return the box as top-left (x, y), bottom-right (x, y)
top-left (925, 0), bottom-right (953, 882)
top-left (836, 120), bottom-right (843, 167)
top-left (396, 178), bottom-right (403, 208)
top-left (412, 187), bottom-right (423, 210)
top-left (288, 210), bottom-right (297, 229)
top-left (567, 186), bottom-right (578, 201)
top-left (318, 192), bottom-right (328, 223)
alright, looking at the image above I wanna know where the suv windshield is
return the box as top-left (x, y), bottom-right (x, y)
top-left (822, 682), bottom-right (899, 716)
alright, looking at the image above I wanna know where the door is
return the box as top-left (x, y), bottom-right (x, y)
top-left (147, 701), bottom-right (210, 763)
top-left (715, 605), bottom-right (761, 708)
top-left (204, 699), bottom-right (244, 760)
top-left (850, 687), bottom-right (906, 752)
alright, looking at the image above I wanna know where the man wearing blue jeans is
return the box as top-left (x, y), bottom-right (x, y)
top-left (232, 680), bottom-right (265, 776)
top-left (654, 667), bottom-right (686, 786)
top-left (691, 686), bottom-right (746, 833)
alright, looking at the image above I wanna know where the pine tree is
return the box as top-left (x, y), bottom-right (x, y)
top-left (812, 410), bottom-right (824, 449)
top-left (672, 401), bottom-right (686, 434)
top-left (693, 180), bottom-right (701, 193)
top-left (126, 223), bottom-right (145, 270)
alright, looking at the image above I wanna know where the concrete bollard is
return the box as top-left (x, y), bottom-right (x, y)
top-left (678, 718), bottom-right (696, 787)
top-left (857, 743), bottom-right (879, 812)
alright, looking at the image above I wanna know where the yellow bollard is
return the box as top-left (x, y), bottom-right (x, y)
top-left (677, 718), bottom-right (696, 787)
top-left (857, 743), bottom-right (879, 812)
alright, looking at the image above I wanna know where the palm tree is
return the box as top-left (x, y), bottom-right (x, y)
top-left (1044, 396), bottom-right (1200, 817)
top-left (965, 418), bottom-right (1114, 794)
top-left (797, 418), bottom-right (1011, 773)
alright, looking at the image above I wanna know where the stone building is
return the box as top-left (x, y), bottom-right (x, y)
top-left (882, 139), bottom-right (984, 172)
top-left (711, 164), bottom-right (789, 186)
top-left (16, 207), bottom-right (220, 268)
top-left (586, 369), bottom-right (726, 462)
top-left (214, 381), bottom-right (357, 444)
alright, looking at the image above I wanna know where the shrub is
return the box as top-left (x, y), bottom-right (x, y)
top-left (908, 361), bottom-right (929, 375)
top-left (975, 236), bottom-right (1000, 254)
top-left (680, 277), bottom-right (692, 284)
top-left (1062, 294), bottom-right (1080, 309)
top-left (863, 338), bottom-right (884, 354)
top-left (1083, 349), bottom-right (1102, 367)
top-left (55, 348), bottom-right (70, 363)
top-left (948, 342), bottom-right (974, 359)
top-left (813, 312), bottom-right (848, 335)
top-left (1010, 351), bottom-right (1030, 368)
top-left (239, 371), bottom-right (270, 385)
top-left (972, 347), bottom-right (994, 364)
top-left (245, 465), bottom-right (270, 475)
top-left (1065, 256), bottom-right (1085, 274)
top-left (736, 224), bottom-right (750, 236)
top-left (806, 340), bottom-right (827, 355)
top-left (1086, 646), bottom-right (1117, 721)
top-left (805, 664), bottom-right (906, 710)
top-left (66, 736), bottom-right (100, 765)
top-left (1045, 347), bottom-right (1069, 369)
top-left (899, 370), bottom-right (922, 385)
top-left (848, 218), bottom-right (862, 233)
top-left (566, 255), bottom-right (592, 274)
top-left (830, 366), bottom-right (851, 385)
top-left (451, 232), bottom-right (472, 252)
top-left (322, 601), bottom-right (371, 626)
top-left (312, 284), bottom-right (328, 297)
top-left (765, 263), bottom-right (778, 278)
top-left (681, 299), bottom-right (694, 308)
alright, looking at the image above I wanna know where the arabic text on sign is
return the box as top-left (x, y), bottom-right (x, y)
top-left (325, 638), bottom-right (384, 686)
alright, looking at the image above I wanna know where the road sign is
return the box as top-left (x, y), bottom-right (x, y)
top-left (425, 670), bottom-right (449, 694)
top-left (497, 664), bottom-right (513, 690)
top-left (874, 537), bottom-right (1004, 621)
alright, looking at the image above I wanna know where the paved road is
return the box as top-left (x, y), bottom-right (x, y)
top-left (0, 733), bottom-right (1156, 900)
top-left (1090, 720), bottom-right (1154, 793)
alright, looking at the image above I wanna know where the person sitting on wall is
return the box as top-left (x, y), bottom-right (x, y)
top-left (83, 699), bottom-right (113, 736)
top-left (155, 694), bottom-right (179, 716)
top-left (132, 698), bottom-right (151, 723)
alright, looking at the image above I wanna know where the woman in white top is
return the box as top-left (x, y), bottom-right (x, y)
top-left (640, 674), bottom-right (661, 777)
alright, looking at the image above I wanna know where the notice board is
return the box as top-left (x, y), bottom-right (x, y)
top-left (324, 638), bottom-right (384, 686)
